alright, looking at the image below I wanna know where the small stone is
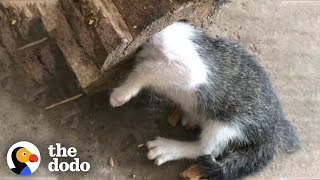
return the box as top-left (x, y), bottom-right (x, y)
top-left (130, 174), bottom-right (136, 178)
top-left (11, 19), bottom-right (17, 25)
top-left (88, 19), bottom-right (94, 25)
top-left (108, 157), bottom-right (114, 168)
top-left (123, 38), bottom-right (129, 43)
top-left (138, 144), bottom-right (144, 148)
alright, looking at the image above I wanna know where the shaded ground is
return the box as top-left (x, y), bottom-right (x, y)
top-left (0, 0), bottom-right (320, 179)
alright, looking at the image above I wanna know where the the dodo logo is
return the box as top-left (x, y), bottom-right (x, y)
top-left (7, 141), bottom-right (40, 176)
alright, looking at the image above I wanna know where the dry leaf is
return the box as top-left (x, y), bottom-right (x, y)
top-left (168, 105), bottom-right (182, 127)
top-left (179, 164), bottom-right (202, 180)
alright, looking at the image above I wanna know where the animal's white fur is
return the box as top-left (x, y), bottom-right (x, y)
top-left (147, 121), bottom-right (245, 165)
top-left (110, 22), bottom-right (207, 111)
top-left (152, 22), bottom-right (208, 88)
top-left (110, 22), bottom-right (246, 165)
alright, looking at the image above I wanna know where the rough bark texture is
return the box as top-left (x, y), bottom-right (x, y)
top-left (0, 0), bottom-right (223, 93)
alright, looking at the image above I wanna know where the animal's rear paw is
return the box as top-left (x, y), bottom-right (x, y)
top-left (147, 137), bottom-right (179, 165)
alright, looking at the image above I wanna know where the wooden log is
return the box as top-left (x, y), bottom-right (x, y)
top-left (0, 0), bottom-right (225, 93)
top-left (0, 3), bottom-right (57, 83)
top-left (37, 2), bottom-right (102, 88)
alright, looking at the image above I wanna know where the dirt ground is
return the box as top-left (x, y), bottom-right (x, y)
top-left (1, 0), bottom-right (320, 179)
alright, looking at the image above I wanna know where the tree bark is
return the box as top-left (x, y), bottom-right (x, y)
top-left (0, 0), bottom-right (224, 93)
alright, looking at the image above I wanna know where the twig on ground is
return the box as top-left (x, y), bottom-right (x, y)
top-left (44, 93), bottom-right (83, 110)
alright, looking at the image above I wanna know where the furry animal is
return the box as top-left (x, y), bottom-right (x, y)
top-left (110, 21), bottom-right (299, 179)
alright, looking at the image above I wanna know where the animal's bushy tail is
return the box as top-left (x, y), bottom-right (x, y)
top-left (198, 142), bottom-right (275, 179)
top-left (275, 118), bottom-right (299, 153)
top-left (198, 119), bottom-right (299, 179)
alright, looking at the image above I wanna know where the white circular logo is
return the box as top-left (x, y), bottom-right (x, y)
top-left (7, 141), bottom-right (41, 176)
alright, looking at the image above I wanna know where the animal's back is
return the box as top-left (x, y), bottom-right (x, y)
top-left (191, 30), bottom-right (299, 178)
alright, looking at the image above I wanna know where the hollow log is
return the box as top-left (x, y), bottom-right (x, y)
top-left (0, 0), bottom-right (224, 93)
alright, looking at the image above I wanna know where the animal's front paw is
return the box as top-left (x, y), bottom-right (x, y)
top-left (147, 137), bottom-right (180, 165)
top-left (110, 88), bottom-right (133, 107)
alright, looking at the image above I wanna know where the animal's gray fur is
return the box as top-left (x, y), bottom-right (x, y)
top-left (192, 28), bottom-right (299, 179)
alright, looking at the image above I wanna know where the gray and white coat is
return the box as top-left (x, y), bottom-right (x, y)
top-left (110, 21), bottom-right (299, 179)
